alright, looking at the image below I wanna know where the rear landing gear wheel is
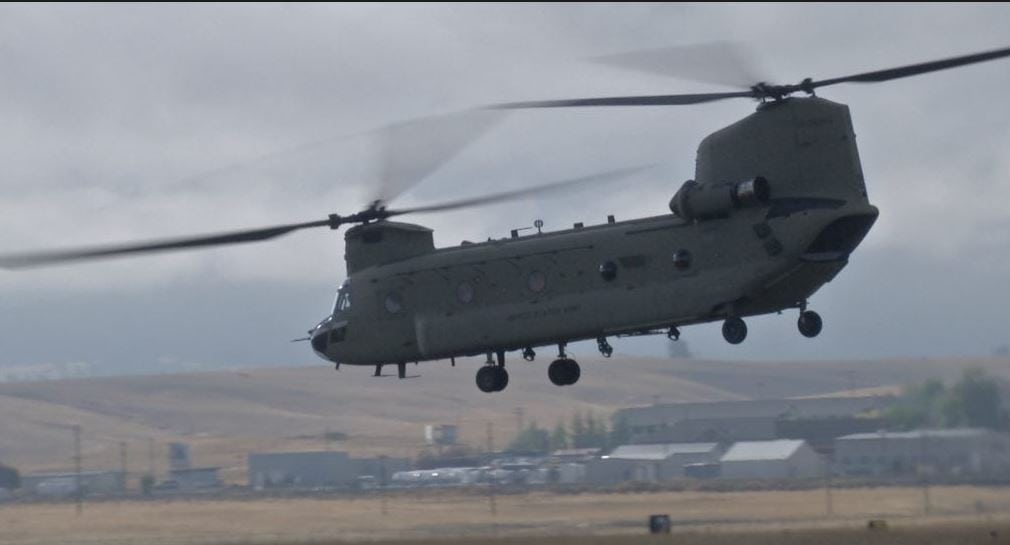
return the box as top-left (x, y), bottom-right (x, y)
top-left (798, 310), bottom-right (823, 338)
top-left (722, 317), bottom-right (747, 344)
top-left (476, 365), bottom-right (509, 393)
top-left (548, 359), bottom-right (580, 386)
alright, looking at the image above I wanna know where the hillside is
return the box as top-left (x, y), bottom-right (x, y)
top-left (1, 354), bottom-right (1007, 482)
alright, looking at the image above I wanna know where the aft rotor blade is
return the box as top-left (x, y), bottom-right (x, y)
top-left (811, 46), bottom-right (1010, 89)
top-left (592, 41), bottom-right (769, 90)
top-left (0, 218), bottom-right (337, 269)
top-left (387, 165), bottom-right (652, 216)
top-left (490, 91), bottom-right (754, 109)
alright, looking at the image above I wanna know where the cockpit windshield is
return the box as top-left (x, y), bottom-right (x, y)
top-left (332, 280), bottom-right (351, 315)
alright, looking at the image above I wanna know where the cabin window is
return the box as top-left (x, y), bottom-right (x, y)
top-left (333, 281), bottom-right (351, 314)
top-left (456, 282), bottom-right (474, 304)
top-left (384, 292), bottom-right (403, 314)
top-left (599, 261), bottom-right (617, 281)
top-left (329, 325), bottom-right (347, 343)
top-left (527, 271), bottom-right (547, 293)
top-left (673, 249), bottom-right (692, 271)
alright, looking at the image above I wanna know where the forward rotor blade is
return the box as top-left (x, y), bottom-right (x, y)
top-left (387, 165), bottom-right (652, 216)
top-left (0, 218), bottom-right (336, 269)
top-left (812, 46), bottom-right (1010, 89)
top-left (592, 42), bottom-right (769, 89)
top-left (490, 91), bottom-right (754, 109)
top-left (373, 109), bottom-right (506, 205)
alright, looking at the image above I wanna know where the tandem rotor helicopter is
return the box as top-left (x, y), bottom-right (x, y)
top-left (3, 45), bottom-right (1010, 393)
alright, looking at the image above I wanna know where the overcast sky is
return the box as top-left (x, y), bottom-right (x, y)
top-left (1, 3), bottom-right (1009, 376)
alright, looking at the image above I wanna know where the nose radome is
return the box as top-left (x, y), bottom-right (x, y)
top-left (311, 329), bottom-right (329, 356)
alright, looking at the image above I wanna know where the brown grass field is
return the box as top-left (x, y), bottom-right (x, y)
top-left (2, 485), bottom-right (1010, 545)
top-left (3, 355), bottom-right (1009, 483)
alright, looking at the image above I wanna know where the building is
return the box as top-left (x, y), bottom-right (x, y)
top-left (352, 456), bottom-right (411, 485)
top-left (776, 416), bottom-right (887, 455)
top-left (587, 442), bottom-right (724, 485)
top-left (168, 467), bottom-right (220, 491)
top-left (248, 451), bottom-right (411, 489)
top-left (834, 428), bottom-right (1010, 476)
top-left (22, 471), bottom-right (125, 496)
top-left (249, 451), bottom-right (357, 489)
top-left (550, 448), bottom-right (601, 464)
top-left (719, 439), bottom-right (823, 479)
top-left (617, 397), bottom-right (894, 444)
top-left (425, 424), bottom-right (458, 446)
top-left (640, 417), bottom-right (777, 443)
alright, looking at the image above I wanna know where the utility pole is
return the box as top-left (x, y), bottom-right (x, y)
top-left (73, 425), bottom-right (82, 517)
top-left (148, 438), bottom-right (156, 479)
top-left (379, 455), bottom-right (388, 517)
top-left (513, 407), bottom-right (525, 436)
top-left (486, 422), bottom-right (496, 517)
top-left (823, 462), bottom-right (833, 517)
top-left (920, 431), bottom-right (931, 516)
top-left (119, 441), bottom-right (128, 493)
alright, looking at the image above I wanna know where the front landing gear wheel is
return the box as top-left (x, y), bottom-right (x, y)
top-left (548, 359), bottom-right (580, 386)
top-left (798, 310), bottom-right (823, 338)
top-left (722, 317), bottom-right (747, 344)
top-left (476, 366), bottom-right (509, 393)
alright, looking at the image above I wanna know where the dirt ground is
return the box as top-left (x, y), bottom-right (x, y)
top-left (2, 485), bottom-right (1009, 545)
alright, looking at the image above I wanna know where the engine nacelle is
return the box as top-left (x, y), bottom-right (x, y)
top-left (669, 176), bottom-right (770, 221)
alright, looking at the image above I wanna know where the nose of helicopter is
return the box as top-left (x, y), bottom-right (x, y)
top-left (310, 327), bottom-right (329, 357)
top-left (309, 317), bottom-right (335, 360)
top-left (309, 317), bottom-right (349, 362)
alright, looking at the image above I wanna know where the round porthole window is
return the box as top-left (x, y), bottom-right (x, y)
top-left (456, 282), bottom-right (474, 304)
top-left (599, 261), bottom-right (617, 281)
top-left (527, 271), bottom-right (547, 293)
top-left (673, 249), bottom-right (693, 271)
top-left (384, 292), bottom-right (403, 314)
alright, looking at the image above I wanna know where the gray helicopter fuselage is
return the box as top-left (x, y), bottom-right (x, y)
top-left (311, 96), bottom-right (878, 365)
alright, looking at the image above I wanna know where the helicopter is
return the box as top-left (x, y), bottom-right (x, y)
top-left (2, 45), bottom-right (1009, 393)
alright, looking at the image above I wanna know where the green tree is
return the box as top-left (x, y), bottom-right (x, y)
top-left (609, 414), bottom-right (632, 448)
top-left (549, 421), bottom-right (568, 451)
top-left (946, 368), bottom-right (1003, 428)
top-left (885, 378), bottom-right (947, 430)
top-left (507, 422), bottom-right (550, 454)
top-left (585, 412), bottom-right (600, 447)
top-left (0, 463), bottom-right (20, 490)
top-left (570, 412), bottom-right (586, 448)
top-left (140, 474), bottom-right (155, 496)
top-left (885, 370), bottom-right (1006, 431)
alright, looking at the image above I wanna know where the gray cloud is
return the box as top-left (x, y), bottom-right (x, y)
top-left (1, 4), bottom-right (1009, 372)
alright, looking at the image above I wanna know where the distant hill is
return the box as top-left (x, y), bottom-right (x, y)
top-left (1, 354), bottom-right (1006, 482)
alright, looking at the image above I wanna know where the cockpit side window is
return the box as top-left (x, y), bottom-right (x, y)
top-left (333, 280), bottom-right (351, 314)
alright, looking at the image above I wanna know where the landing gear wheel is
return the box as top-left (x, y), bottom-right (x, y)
top-left (493, 366), bottom-right (509, 392)
top-left (548, 360), bottom-right (566, 386)
top-left (548, 359), bottom-right (580, 386)
top-left (563, 359), bottom-right (581, 385)
top-left (476, 366), bottom-right (505, 393)
top-left (798, 310), bottom-right (823, 338)
top-left (722, 317), bottom-right (747, 344)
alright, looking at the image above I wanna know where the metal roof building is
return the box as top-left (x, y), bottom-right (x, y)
top-left (587, 442), bottom-right (724, 484)
top-left (21, 470), bottom-right (125, 496)
top-left (248, 451), bottom-right (356, 489)
top-left (834, 428), bottom-right (1010, 476)
top-left (719, 439), bottom-right (823, 479)
top-left (616, 396), bottom-right (894, 444)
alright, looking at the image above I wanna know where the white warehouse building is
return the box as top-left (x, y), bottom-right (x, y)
top-left (719, 439), bottom-right (823, 479)
top-left (587, 442), bottom-right (724, 485)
